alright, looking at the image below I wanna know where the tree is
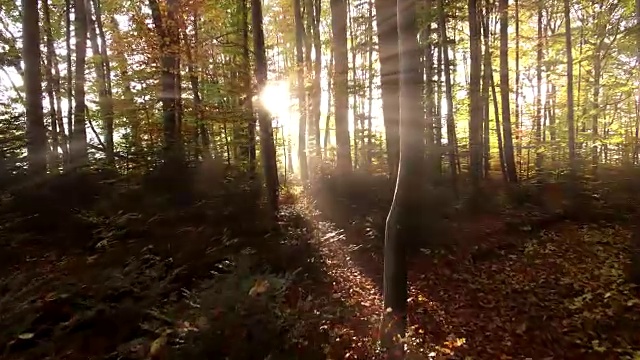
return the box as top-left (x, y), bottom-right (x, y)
top-left (70, 0), bottom-right (89, 166)
top-left (23, 0), bottom-right (48, 176)
top-left (330, 0), bottom-right (352, 174)
top-left (468, 0), bottom-right (483, 192)
top-left (499, 0), bottom-right (518, 183)
top-left (252, 0), bottom-right (280, 215)
top-left (381, 0), bottom-right (425, 355)
top-left (374, 0), bottom-right (400, 178)
top-left (149, 0), bottom-right (183, 167)
top-left (564, 0), bottom-right (576, 174)
top-left (294, 0), bottom-right (309, 181)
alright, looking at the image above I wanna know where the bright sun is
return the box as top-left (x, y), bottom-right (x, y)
top-left (259, 80), bottom-right (294, 127)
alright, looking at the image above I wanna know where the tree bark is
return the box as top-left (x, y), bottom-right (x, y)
top-left (23, 0), bottom-right (49, 176)
top-left (382, 0), bottom-right (425, 354)
top-left (499, 0), bottom-right (518, 182)
top-left (252, 0), bottom-right (280, 215)
top-left (294, 0), bottom-right (309, 181)
top-left (71, 0), bottom-right (89, 167)
top-left (331, 0), bottom-right (353, 174)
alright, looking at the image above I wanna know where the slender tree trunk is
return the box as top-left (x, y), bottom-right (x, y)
top-left (374, 0), bottom-right (399, 178)
top-left (295, 0), bottom-right (309, 181)
top-left (149, 0), bottom-right (183, 166)
top-left (499, 0), bottom-right (517, 182)
top-left (312, 0), bottom-right (323, 160)
top-left (366, 0), bottom-right (375, 167)
top-left (483, 1), bottom-right (506, 181)
top-left (240, 0), bottom-right (256, 170)
top-left (438, 0), bottom-right (458, 194)
top-left (23, 0), bottom-right (49, 176)
top-left (65, 0), bottom-right (74, 165)
top-left (331, 0), bottom-right (353, 173)
top-left (324, 47), bottom-right (334, 156)
top-left (564, 0), bottom-right (576, 174)
top-left (514, 0), bottom-right (521, 176)
top-left (87, 0), bottom-right (115, 165)
top-left (424, 0), bottom-right (436, 174)
top-left (71, 0), bottom-right (89, 167)
top-left (468, 0), bottom-right (483, 192)
top-left (44, 0), bottom-right (69, 169)
top-left (252, 0), bottom-right (280, 215)
top-left (535, 0), bottom-right (543, 174)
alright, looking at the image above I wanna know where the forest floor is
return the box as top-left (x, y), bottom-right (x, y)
top-left (1, 169), bottom-right (640, 359)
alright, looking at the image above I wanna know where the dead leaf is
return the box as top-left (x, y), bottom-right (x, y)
top-left (18, 333), bottom-right (34, 340)
top-left (249, 278), bottom-right (270, 296)
top-left (148, 332), bottom-right (168, 360)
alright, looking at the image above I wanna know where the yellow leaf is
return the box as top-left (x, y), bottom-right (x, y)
top-left (249, 278), bottom-right (270, 296)
top-left (148, 333), bottom-right (168, 360)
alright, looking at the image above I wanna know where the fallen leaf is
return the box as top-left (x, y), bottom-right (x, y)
top-left (18, 333), bottom-right (34, 340)
top-left (249, 278), bottom-right (270, 296)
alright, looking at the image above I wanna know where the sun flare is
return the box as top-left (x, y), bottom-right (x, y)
top-left (259, 81), bottom-right (295, 132)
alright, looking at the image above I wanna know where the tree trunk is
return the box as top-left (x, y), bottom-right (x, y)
top-left (499, 0), bottom-right (517, 183)
top-left (149, 0), bottom-right (183, 167)
top-left (65, 0), bottom-right (74, 157)
top-left (468, 0), bottom-right (483, 192)
top-left (564, 0), bottom-right (576, 174)
top-left (331, 0), bottom-right (353, 174)
top-left (43, 0), bottom-right (69, 170)
top-left (252, 0), bottom-right (280, 215)
top-left (374, 0), bottom-right (399, 178)
top-left (535, 0), bottom-right (543, 174)
top-left (324, 47), bottom-right (334, 156)
top-left (294, 0), bottom-right (309, 181)
top-left (312, 0), bottom-right (323, 160)
top-left (71, 0), bottom-right (89, 167)
top-left (382, 0), bottom-right (424, 354)
top-left (87, 0), bottom-right (115, 166)
top-left (23, 0), bottom-right (49, 176)
top-left (482, 2), bottom-right (505, 181)
top-left (438, 0), bottom-right (458, 194)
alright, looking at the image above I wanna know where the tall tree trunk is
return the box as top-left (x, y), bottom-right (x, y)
top-left (591, 43), bottom-right (602, 176)
top-left (23, 0), bottom-right (49, 176)
top-left (331, 0), bottom-right (353, 173)
top-left (564, 0), bottom-right (576, 174)
top-left (43, 0), bottom-right (69, 170)
top-left (374, 0), bottom-right (399, 178)
top-left (312, 0), bottom-right (323, 160)
top-left (65, 0), bottom-right (73, 155)
top-left (499, 0), bottom-right (517, 182)
top-left (324, 47), bottom-right (334, 156)
top-left (514, 0), bottom-right (521, 175)
top-left (240, 0), bottom-right (256, 170)
top-left (149, 0), bottom-right (183, 166)
top-left (252, 0), bottom-right (280, 215)
top-left (438, 0), bottom-right (458, 194)
top-left (382, 0), bottom-right (424, 354)
top-left (424, 0), bottom-right (436, 174)
top-left (535, 0), bottom-right (543, 174)
top-left (483, 2), bottom-right (505, 180)
top-left (294, 0), bottom-right (309, 181)
top-left (71, 0), bottom-right (89, 167)
top-left (366, 0), bottom-right (375, 167)
top-left (87, 0), bottom-right (115, 166)
top-left (481, 2), bottom-right (492, 178)
top-left (183, 12), bottom-right (211, 160)
top-left (468, 0), bottom-right (483, 192)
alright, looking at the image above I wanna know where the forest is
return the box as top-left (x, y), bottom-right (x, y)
top-left (1, 0), bottom-right (640, 357)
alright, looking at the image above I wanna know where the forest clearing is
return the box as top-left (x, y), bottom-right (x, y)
top-left (2, 0), bottom-right (640, 358)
